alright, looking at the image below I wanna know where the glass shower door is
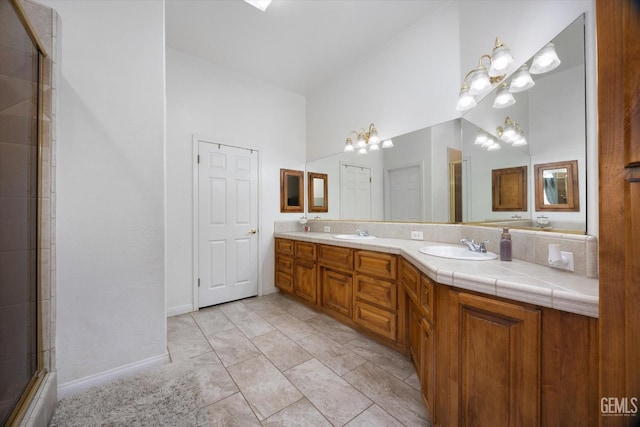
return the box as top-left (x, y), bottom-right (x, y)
top-left (0, 0), bottom-right (41, 423)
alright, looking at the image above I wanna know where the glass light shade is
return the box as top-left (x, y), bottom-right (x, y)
top-left (368, 143), bottom-right (380, 151)
top-left (512, 135), bottom-right (528, 146)
top-left (243, 0), bottom-right (272, 11)
top-left (501, 125), bottom-right (517, 143)
top-left (467, 67), bottom-right (492, 95)
top-left (456, 87), bottom-right (476, 111)
top-left (509, 65), bottom-right (535, 93)
top-left (356, 133), bottom-right (367, 148)
top-left (357, 147), bottom-right (367, 155)
top-left (344, 139), bottom-right (354, 152)
top-left (481, 137), bottom-right (493, 148)
top-left (530, 42), bottom-right (561, 74)
top-left (487, 142), bottom-right (501, 151)
top-left (489, 44), bottom-right (514, 77)
top-left (493, 84), bottom-right (516, 109)
top-left (382, 139), bottom-right (394, 148)
top-left (368, 127), bottom-right (380, 145)
top-left (475, 132), bottom-right (488, 145)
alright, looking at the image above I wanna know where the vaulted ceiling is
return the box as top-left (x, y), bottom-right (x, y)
top-left (165, 0), bottom-right (446, 96)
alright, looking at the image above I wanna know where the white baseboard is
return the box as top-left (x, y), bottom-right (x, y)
top-left (167, 304), bottom-right (193, 317)
top-left (57, 352), bottom-right (169, 400)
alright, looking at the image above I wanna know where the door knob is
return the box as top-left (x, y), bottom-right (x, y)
top-left (249, 228), bottom-right (258, 234)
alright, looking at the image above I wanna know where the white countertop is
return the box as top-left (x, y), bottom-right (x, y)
top-left (274, 232), bottom-right (599, 318)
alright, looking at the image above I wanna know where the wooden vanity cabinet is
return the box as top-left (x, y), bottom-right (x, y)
top-left (293, 241), bottom-right (317, 303)
top-left (353, 251), bottom-right (399, 342)
top-left (446, 290), bottom-right (541, 427)
top-left (275, 238), bottom-right (294, 293)
top-left (318, 244), bottom-right (354, 320)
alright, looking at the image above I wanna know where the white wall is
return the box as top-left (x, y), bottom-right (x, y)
top-left (166, 48), bottom-right (306, 315)
top-left (306, 1), bottom-right (461, 161)
top-left (529, 65), bottom-right (586, 225)
top-left (40, 0), bottom-right (167, 394)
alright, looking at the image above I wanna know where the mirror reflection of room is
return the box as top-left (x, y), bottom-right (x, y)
top-left (305, 14), bottom-right (587, 234)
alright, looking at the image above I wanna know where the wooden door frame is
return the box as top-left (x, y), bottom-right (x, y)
top-left (192, 135), bottom-right (261, 311)
top-left (597, 1), bottom-right (640, 425)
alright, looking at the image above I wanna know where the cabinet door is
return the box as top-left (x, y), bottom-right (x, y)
top-left (407, 297), bottom-right (422, 372)
top-left (420, 274), bottom-right (435, 324)
top-left (420, 318), bottom-right (435, 420)
top-left (400, 258), bottom-right (419, 303)
top-left (321, 267), bottom-right (353, 318)
top-left (450, 291), bottom-right (540, 427)
top-left (294, 260), bottom-right (317, 303)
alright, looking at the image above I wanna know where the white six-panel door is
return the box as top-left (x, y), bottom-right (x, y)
top-left (197, 141), bottom-right (258, 308)
top-left (340, 163), bottom-right (372, 220)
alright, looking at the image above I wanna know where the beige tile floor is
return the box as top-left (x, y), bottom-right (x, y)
top-left (167, 292), bottom-right (431, 426)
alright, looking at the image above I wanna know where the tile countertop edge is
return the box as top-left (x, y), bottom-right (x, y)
top-left (274, 232), bottom-right (599, 318)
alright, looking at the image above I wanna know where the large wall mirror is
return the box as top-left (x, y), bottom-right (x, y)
top-left (305, 14), bottom-right (587, 234)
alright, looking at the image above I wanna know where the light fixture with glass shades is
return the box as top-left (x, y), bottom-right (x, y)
top-left (508, 64), bottom-right (535, 93)
top-left (496, 116), bottom-right (527, 146)
top-left (529, 42), bottom-right (561, 74)
top-left (343, 123), bottom-right (393, 154)
top-left (456, 37), bottom-right (515, 112)
top-left (493, 82), bottom-right (516, 109)
top-left (474, 129), bottom-right (500, 151)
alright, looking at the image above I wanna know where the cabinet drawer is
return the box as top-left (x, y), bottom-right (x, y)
top-left (318, 244), bottom-right (353, 270)
top-left (354, 274), bottom-right (396, 312)
top-left (275, 271), bottom-right (293, 293)
top-left (401, 258), bottom-right (420, 303)
top-left (275, 238), bottom-right (294, 255)
top-left (276, 253), bottom-right (293, 275)
top-left (355, 251), bottom-right (397, 280)
top-left (295, 241), bottom-right (317, 260)
top-left (420, 274), bottom-right (435, 324)
top-left (354, 301), bottom-right (397, 341)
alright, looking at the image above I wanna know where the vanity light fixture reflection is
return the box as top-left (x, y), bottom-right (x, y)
top-left (456, 37), bottom-right (514, 111)
top-left (530, 42), bottom-right (561, 74)
top-left (344, 123), bottom-right (391, 154)
top-left (493, 82), bottom-right (516, 109)
top-left (509, 64), bottom-right (535, 92)
top-left (497, 116), bottom-right (527, 146)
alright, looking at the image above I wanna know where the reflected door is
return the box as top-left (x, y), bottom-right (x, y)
top-left (386, 165), bottom-right (422, 221)
top-left (340, 164), bottom-right (371, 220)
top-left (198, 141), bottom-right (258, 307)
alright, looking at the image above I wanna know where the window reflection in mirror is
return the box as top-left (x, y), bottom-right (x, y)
top-left (280, 169), bottom-right (304, 213)
top-left (308, 172), bottom-right (328, 213)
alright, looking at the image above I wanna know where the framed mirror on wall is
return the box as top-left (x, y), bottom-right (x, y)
top-left (534, 160), bottom-right (579, 211)
top-left (280, 169), bottom-right (304, 213)
top-left (308, 172), bottom-right (328, 213)
top-left (492, 166), bottom-right (528, 211)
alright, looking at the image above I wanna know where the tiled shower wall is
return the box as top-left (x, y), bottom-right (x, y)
top-left (275, 220), bottom-right (598, 278)
top-left (18, 0), bottom-right (57, 425)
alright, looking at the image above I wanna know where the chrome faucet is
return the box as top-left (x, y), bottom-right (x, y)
top-left (459, 238), bottom-right (488, 253)
top-left (356, 229), bottom-right (369, 237)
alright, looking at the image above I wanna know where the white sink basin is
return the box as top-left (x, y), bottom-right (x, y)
top-left (419, 245), bottom-right (497, 260)
top-left (333, 234), bottom-right (376, 240)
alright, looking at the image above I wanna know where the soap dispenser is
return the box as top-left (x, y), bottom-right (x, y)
top-left (500, 227), bottom-right (512, 261)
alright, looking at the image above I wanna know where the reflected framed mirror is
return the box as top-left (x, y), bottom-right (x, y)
top-left (308, 172), bottom-right (328, 213)
top-left (280, 169), bottom-right (304, 213)
top-left (534, 160), bottom-right (579, 211)
top-left (492, 166), bottom-right (528, 211)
